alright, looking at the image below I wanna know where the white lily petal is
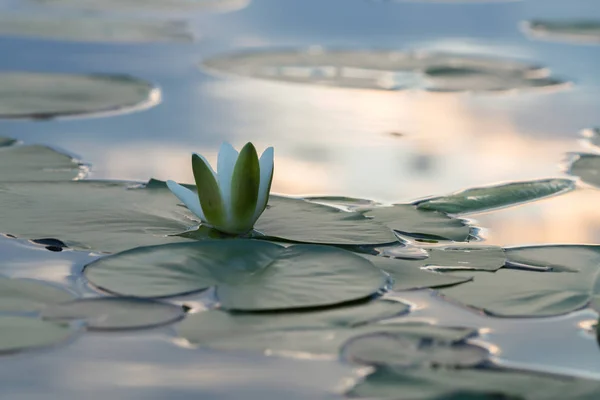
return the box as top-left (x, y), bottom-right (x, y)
top-left (166, 180), bottom-right (206, 222)
top-left (217, 142), bottom-right (238, 223)
top-left (253, 146), bottom-right (274, 222)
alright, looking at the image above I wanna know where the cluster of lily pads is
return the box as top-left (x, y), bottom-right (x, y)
top-left (3, 135), bottom-right (600, 398)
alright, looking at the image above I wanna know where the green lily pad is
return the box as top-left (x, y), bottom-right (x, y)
top-left (178, 304), bottom-right (473, 356)
top-left (347, 366), bottom-right (600, 400)
top-left (362, 255), bottom-right (473, 290)
top-left (35, 0), bottom-right (250, 13)
top-left (568, 154), bottom-right (600, 188)
top-left (0, 14), bottom-right (194, 43)
top-left (0, 143), bottom-right (85, 182)
top-left (440, 269), bottom-right (597, 317)
top-left (0, 137), bottom-right (17, 147)
top-left (505, 244), bottom-right (600, 272)
top-left (416, 179), bottom-right (576, 215)
top-left (0, 278), bottom-right (75, 313)
top-left (41, 297), bottom-right (185, 330)
top-left (254, 196), bottom-right (398, 246)
top-left (0, 316), bottom-right (75, 353)
top-left (85, 240), bottom-right (386, 310)
top-left (441, 245), bottom-right (600, 316)
top-left (342, 331), bottom-right (488, 368)
top-left (0, 72), bottom-right (159, 120)
top-left (363, 205), bottom-right (473, 242)
top-left (202, 49), bottom-right (568, 93)
top-left (305, 196), bottom-right (380, 212)
top-left (525, 20), bottom-right (600, 44)
top-left (0, 180), bottom-right (198, 252)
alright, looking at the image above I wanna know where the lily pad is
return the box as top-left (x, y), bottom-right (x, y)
top-left (364, 205), bottom-right (473, 242)
top-left (202, 49), bottom-right (568, 93)
top-left (35, 0), bottom-right (250, 13)
top-left (305, 196), bottom-right (380, 212)
top-left (568, 154), bottom-right (600, 188)
top-left (441, 245), bottom-right (600, 316)
top-left (505, 244), bottom-right (600, 272)
top-left (85, 240), bottom-right (386, 310)
top-left (254, 195), bottom-right (398, 246)
top-left (416, 179), bottom-right (576, 215)
top-left (347, 366), bottom-right (600, 400)
top-left (178, 305), bottom-right (473, 356)
top-left (0, 72), bottom-right (159, 120)
top-left (440, 268), bottom-right (598, 317)
top-left (0, 14), bottom-right (194, 43)
top-left (525, 20), bottom-right (600, 44)
top-left (363, 255), bottom-right (473, 290)
top-left (0, 278), bottom-right (75, 313)
top-left (341, 331), bottom-right (488, 368)
top-left (0, 180), bottom-right (198, 252)
top-left (0, 316), bottom-right (74, 353)
top-left (41, 297), bottom-right (185, 330)
top-left (0, 143), bottom-right (85, 182)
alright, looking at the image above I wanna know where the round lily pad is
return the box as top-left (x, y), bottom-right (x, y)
top-left (416, 179), bottom-right (576, 215)
top-left (346, 365), bottom-right (600, 400)
top-left (41, 297), bottom-right (185, 330)
top-left (0, 14), bottom-right (194, 43)
top-left (0, 316), bottom-right (74, 353)
top-left (0, 180), bottom-right (198, 252)
top-left (0, 143), bottom-right (85, 182)
top-left (178, 304), bottom-right (472, 356)
top-left (524, 20), bottom-right (600, 45)
top-left (363, 205), bottom-right (473, 242)
top-left (0, 278), bottom-right (75, 313)
top-left (0, 72), bottom-right (159, 120)
top-left (85, 240), bottom-right (386, 310)
top-left (568, 154), bottom-right (600, 188)
top-left (254, 196), bottom-right (398, 246)
top-left (441, 245), bottom-right (600, 316)
top-left (202, 49), bottom-right (568, 93)
top-left (342, 331), bottom-right (488, 368)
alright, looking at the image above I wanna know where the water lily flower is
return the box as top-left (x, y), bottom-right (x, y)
top-left (167, 142), bottom-right (274, 235)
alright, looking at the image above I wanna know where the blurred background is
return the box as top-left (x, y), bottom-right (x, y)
top-left (1, 0), bottom-right (600, 246)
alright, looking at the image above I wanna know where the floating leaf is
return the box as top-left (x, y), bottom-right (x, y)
top-left (525, 20), bottom-right (600, 44)
top-left (0, 278), bottom-right (75, 313)
top-left (441, 245), bottom-right (600, 316)
top-left (0, 316), bottom-right (75, 353)
top-left (0, 180), bottom-right (198, 252)
top-left (364, 205), bottom-right (473, 242)
top-left (0, 14), bottom-right (194, 43)
top-left (254, 196), bottom-right (398, 246)
top-left (0, 143), bottom-right (84, 182)
top-left (178, 304), bottom-right (472, 357)
top-left (85, 240), bottom-right (386, 310)
top-left (366, 244), bottom-right (507, 290)
top-left (568, 154), bottom-right (600, 188)
top-left (202, 49), bottom-right (568, 93)
top-left (363, 255), bottom-right (473, 290)
top-left (305, 196), bottom-right (380, 212)
top-left (347, 366), bottom-right (600, 400)
top-left (416, 179), bottom-right (576, 215)
top-left (341, 331), bottom-right (487, 368)
top-left (0, 72), bottom-right (159, 120)
top-left (504, 244), bottom-right (600, 272)
top-left (41, 297), bottom-right (185, 330)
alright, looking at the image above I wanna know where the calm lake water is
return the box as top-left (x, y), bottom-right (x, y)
top-left (1, 0), bottom-right (600, 398)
